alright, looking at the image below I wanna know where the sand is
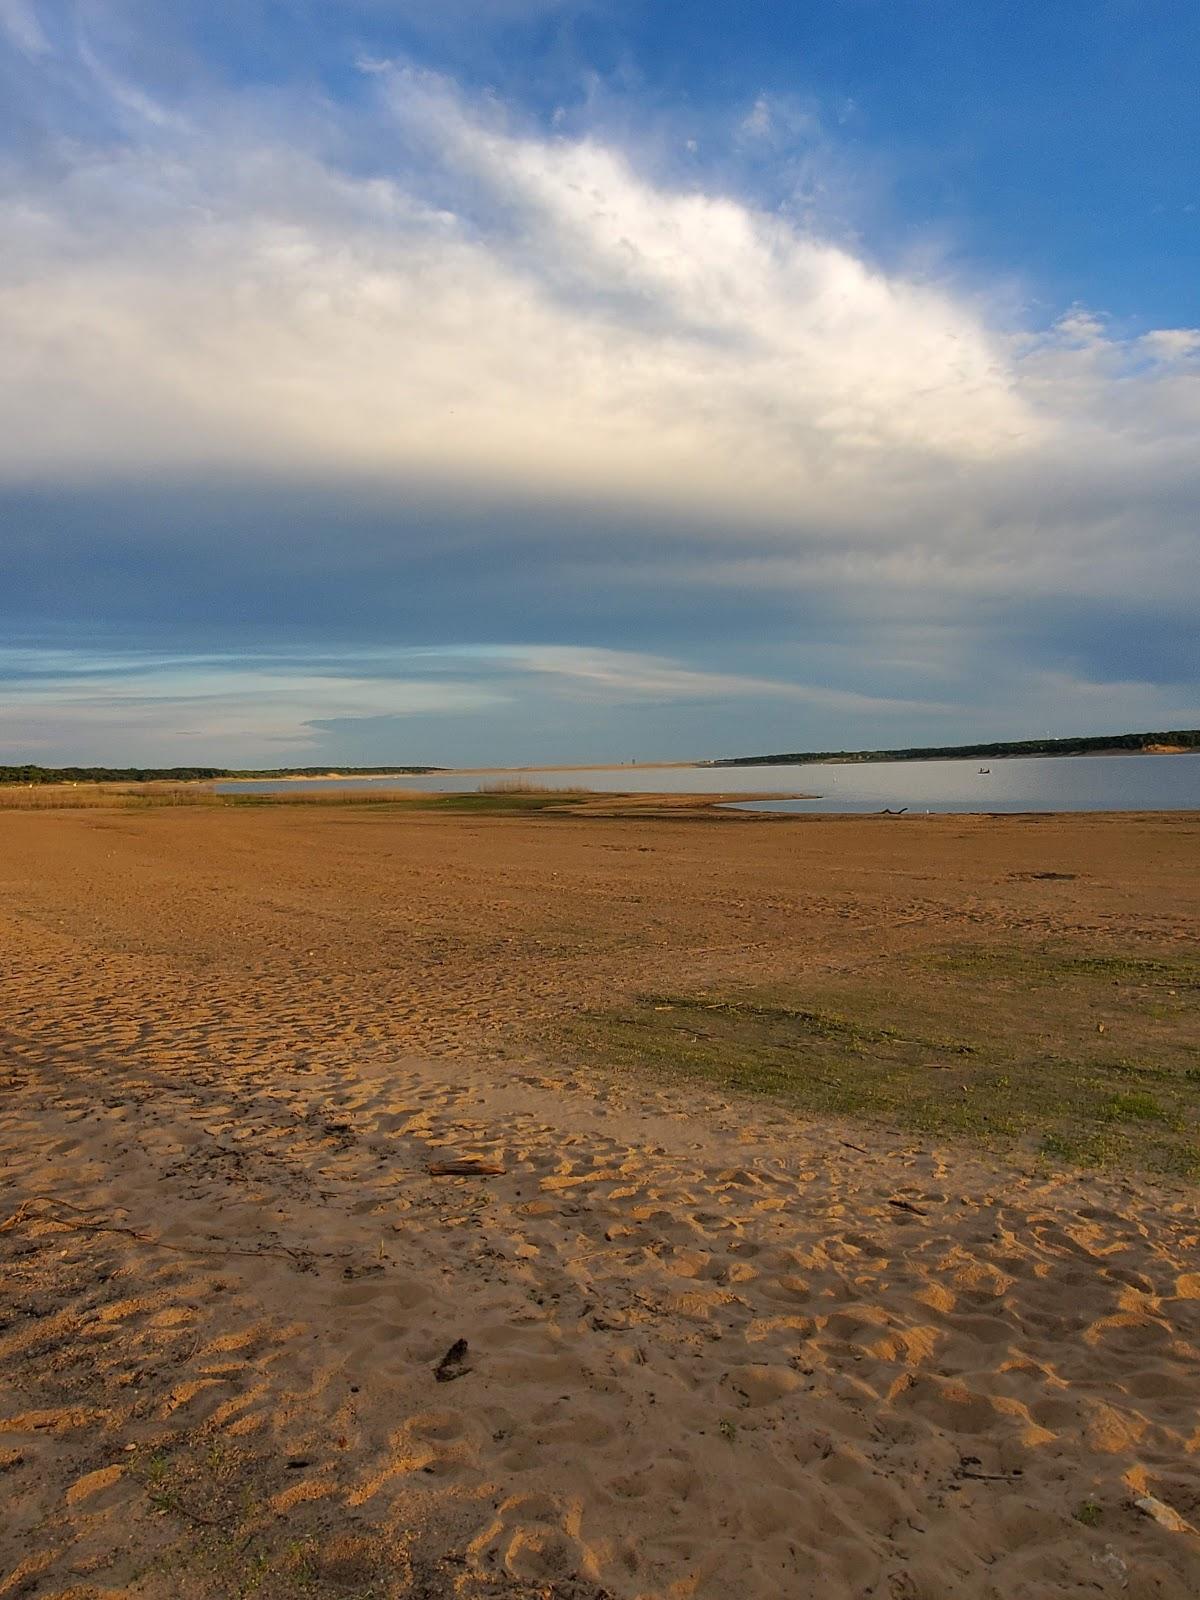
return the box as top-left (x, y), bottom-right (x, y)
top-left (1, 806), bottom-right (1198, 1600)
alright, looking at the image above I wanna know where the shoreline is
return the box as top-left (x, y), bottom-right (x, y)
top-left (5, 745), bottom-right (1197, 794)
top-left (3, 774), bottom-right (1199, 822)
top-left (231, 747), bottom-right (1200, 780)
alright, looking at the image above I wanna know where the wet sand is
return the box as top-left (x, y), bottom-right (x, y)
top-left (1, 806), bottom-right (1198, 1599)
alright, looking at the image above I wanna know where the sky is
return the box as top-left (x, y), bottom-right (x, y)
top-left (1, 0), bottom-right (1197, 767)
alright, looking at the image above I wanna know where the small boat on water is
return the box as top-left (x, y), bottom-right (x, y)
top-left (978, 766), bottom-right (990, 774)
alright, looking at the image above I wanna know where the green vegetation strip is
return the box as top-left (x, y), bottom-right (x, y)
top-left (0, 787), bottom-right (592, 814)
top-left (575, 946), bottom-right (1200, 1180)
top-left (223, 791), bottom-right (589, 813)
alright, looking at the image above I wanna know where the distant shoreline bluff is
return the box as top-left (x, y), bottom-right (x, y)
top-left (1, 728), bottom-right (1197, 787)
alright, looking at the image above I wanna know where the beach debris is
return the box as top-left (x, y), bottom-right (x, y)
top-left (888, 1197), bottom-right (928, 1217)
top-left (888, 1575), bottom-right (920, 1599)
top-left (342, 1261), bottom-right (384, 1280)
top-left (879, 807), bottom-right (908, 815)
top-left (1091, 1547), bottom-right (1128, 1588)
top-left (427, 1159), bottom-right (506, 1177)
top-left (434, 1338), bottom-right (472, 1383)
top-left (956, 1456), bottom-right (1022, 1483)
top-left (1133, 1494), bottom-right (1196, 1534)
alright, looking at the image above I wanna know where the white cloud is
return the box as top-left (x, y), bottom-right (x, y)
top-left (0, 642), bottom-right (963, 762)
top-left (0, 43), bottom-right (1196, 645)
top-left (0, 0), bottom-right (49, 56)
top-left (0, 649), bottom-right (508, 759)
top-left (488, 645), bottom-right (954, 714)
top-left (740, 95), bottom-right (772, 139)
top-left (0, 58), bottom-right (1044, 518)
top-left (1141, 328), bottom-right (1200, 362)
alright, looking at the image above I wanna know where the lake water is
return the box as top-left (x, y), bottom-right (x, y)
top-left (216, 753), bottom-right (1200, 814)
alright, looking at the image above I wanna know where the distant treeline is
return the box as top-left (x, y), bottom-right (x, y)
top-left (0, 765), bottom-right (441, 785)
top-left (712, 730), bottom-right (1200, 767)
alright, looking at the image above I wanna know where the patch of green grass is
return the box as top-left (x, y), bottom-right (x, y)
top-left (1040, 1130), bottom-right (1120, 1169)
top-left (1074, 1499), bottom-right (1104, 1527)
top-left (928, 945), bottom-right (1200, 990)
top-left (1107, 1058), bottom-right (1172, 1082)
top-left (1097, 1090), bottom-right (1167, 1123)
top-left (422, 790), bottom-right (589, 813)
top-left (642, 993), bottom-right (975, 1055)
top-left (1059, 954), bottom-right (1194, 982)
top-left (573, 954), bottom-right (1200, 1181)
top-left (224, 789), bottom-right (589, 814)
top-left (128, 1441), bottom-right (394, 1598)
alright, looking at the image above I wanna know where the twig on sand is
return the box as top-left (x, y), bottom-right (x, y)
top-left (150, 1492), bottom-right (233, 1528)
top-left (887, 1197), bottom-right (928, 1217)
top-left (0, 1194), bottom-right (112, 1230)
top-left (956, 1456), bottom-right (1022, 1483)
top-left (427, 1159), bottom-right (506, 1177)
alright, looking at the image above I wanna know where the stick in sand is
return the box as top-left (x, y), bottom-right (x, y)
top-left (427, 1159), bottom-right (506, 1176)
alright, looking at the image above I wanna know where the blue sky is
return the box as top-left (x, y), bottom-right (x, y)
top-left (1, 1), bottom-right (1197, 766)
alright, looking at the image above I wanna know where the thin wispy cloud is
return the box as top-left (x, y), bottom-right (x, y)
top-left (0, 648), bottom-right (503, 760)
top-left (487, 647), bottom-right (953, 716)
top-left (0, 642), bottom-right (957, 763)
top-left (0, 0), bottom-right (49, 56)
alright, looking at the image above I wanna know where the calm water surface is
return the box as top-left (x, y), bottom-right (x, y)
top-left (217, 753), bottom-right (1200, 814)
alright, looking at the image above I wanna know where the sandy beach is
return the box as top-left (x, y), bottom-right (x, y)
top-left (2, 804), bottom-right (1199, 1599)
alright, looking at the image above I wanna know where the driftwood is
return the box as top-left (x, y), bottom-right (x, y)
top-left (1134, 1494), bottom-right (1196, 1534)
top-left (427, 1159), bottom-right (506, 1177)
top-left (887, 1197), bottom-right (928, 1217)
top-left (956, 1455), bottom-right (1022, 1484)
